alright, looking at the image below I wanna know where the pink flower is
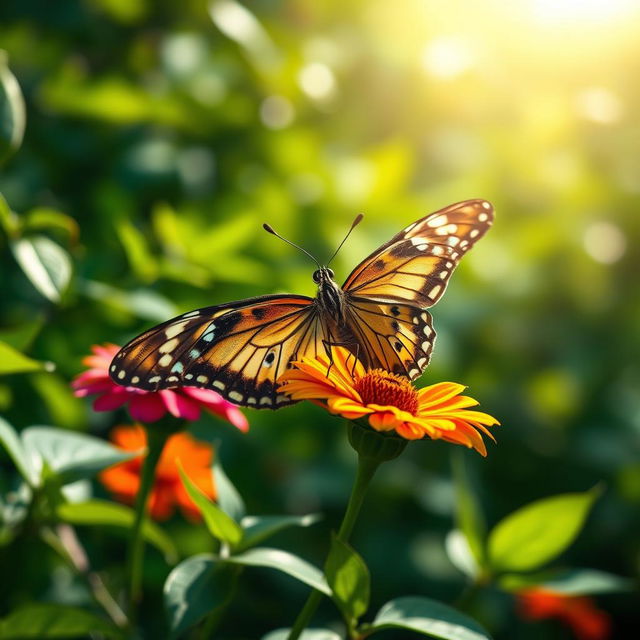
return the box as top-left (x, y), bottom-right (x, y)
top-left (72, 344), bottom-right (248, 432)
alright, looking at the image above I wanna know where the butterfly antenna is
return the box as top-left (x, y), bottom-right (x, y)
top-left (263, 223), bottom-right (322, 269)
top-left (326, 213), bottom-right (364, 267)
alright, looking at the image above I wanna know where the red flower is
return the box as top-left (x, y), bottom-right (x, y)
top-left (518, 588), bottom-right (611, 640)
top-left (100, 425), bottom-right (216, 521)
top-left (72, 344), bottom-right (248, 431)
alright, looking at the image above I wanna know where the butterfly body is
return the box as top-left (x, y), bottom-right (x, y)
top-left (110, 199), bottom-right (494, 409)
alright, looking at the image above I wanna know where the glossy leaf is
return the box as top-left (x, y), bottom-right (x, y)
top-left (164, 554), bottom-right (230, 638)
top-left (22, 426), bottom-right (137, 484)
top-left (179, 466), bottom-right (243, 546)
top-left (0, 192), bottom-right (19, 236)
top-left (262, 630), bottom-right (342, 640)
top-left (500, 568), bottom-right (634, 596)
top-left (213, 451), bottom-right (246, 521)
top-left (239, 513), bottom-right (321, 551)
top-left (0, 603), bottom-right (123, 639)
top-left (10, 236), bottom-right (72, 303)
top-left (445, 530), bottom-right (479, 579)
top-left (0, 341), bottom-right (53, 376)
top-left (57, 500), bottom-right (177, 563)
top-left (224, 547), bottom-right (331, 596)
top-left (324, 535), bottom-right (370, 623)
top-left (0, 416), bottom-right (38, 486)
top-left (0, 51), bottom-right (26, 165)
top-left (22, 208), bottom-right (79, 244)
top-left (369, 596), bottom-right (491, 640)
top-left (488, 489), bottom-right (600, 573)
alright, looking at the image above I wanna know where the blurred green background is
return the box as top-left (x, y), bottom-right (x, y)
top-left (1, 0), bottom-right (639, 637)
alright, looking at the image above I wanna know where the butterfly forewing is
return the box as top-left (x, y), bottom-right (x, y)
top-left (110, 295), bottom-right (324, 408)
top-left (342, 199), bottom-right (494, 308)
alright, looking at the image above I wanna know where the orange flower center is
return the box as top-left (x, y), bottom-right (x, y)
top-left (355, 369), bottom-right (419, 414)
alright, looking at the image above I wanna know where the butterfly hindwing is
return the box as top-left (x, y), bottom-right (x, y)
top-left (345, 298), bottom-right (434, 379)
top-left (342, 199), bottom-right (494, 308)
top-left (110, 294), bottom-right (325, 408)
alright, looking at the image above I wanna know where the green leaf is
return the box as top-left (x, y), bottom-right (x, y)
top-left (114, 218), bottom-right (158, 283)
top-left (213, 451), bottom-right (246, 521)
top-left (0, 603), bottom-right (123, 639)
top-left (452, 450), bottom-right (486, 567)
top-left (262, 630), bottom-right (342, 640)
top-left (0, 416), bottom-right (38, 486)
top-left (0, 316), bottom-right (45, 351)
top-left (179, 466), bottom-right (243, 546)
top-left (22, 208), bottom-right (79, 244)
top-left (0, 192), bottom-right (19, 237)
top-left (445, 530), bottom-right (479, 580)
top-left (0, 51), bottom-right (26, 166)
top-left (22, 426), bottom-right (137, 484)
top-left (369, 596), bottom-right (491, 640)
top-left (10, 236), bottom-right (72, 303)
top-left (239, 513), bottom-right (321, 551)
top-left (487, 489), bottom-right (600, 573)
top-left (224, 547), bottom-right (331, 596)
top-left (499, 568), bottom-right (634, 596)
top-left (164, 554), bottom-right (232, 638)
top-left (0, 341), bottom-right (53, 376)
top-left (57, 500), bottom-right (177, 563)
top-left (324, 535), bottom-right (370, 623)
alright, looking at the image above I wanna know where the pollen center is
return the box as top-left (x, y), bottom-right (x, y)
top-left (355, 370), bottom-right (419, 414)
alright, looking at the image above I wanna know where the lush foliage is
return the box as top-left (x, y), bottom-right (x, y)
top-left (1, 1), bottom-right (639, 638)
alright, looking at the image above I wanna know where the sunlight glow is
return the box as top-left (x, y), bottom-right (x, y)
top-left (583, 222), bottom-right (627, 264)
top-left (421, 36), bottom-right (475, 79)
top-left (530, 0), bottom-right (635, 23)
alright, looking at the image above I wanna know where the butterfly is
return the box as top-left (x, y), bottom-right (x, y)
top-left (110, 199), bottom-right (494, 409)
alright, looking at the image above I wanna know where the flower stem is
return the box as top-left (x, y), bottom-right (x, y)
top-left (126, 426), bottom-right (167, 620)
top-left (287, 453), bottom-right (382, 640)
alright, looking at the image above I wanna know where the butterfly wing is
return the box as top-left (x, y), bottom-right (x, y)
top-left (342, 199), bottom-right (494, 308)
top-left (341, 199), bottom-right (493, 377)
top-left (110, 294), bottom-right (326, 408)
top-left (344, 298), bottom-right (435, 379)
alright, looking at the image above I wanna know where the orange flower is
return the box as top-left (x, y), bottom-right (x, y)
top-left (278, 347), bottom-right (499, 456)
top-left (100, 425), bottom-right (216, 521)
top-left (518, 588), bottom-right (611, 640)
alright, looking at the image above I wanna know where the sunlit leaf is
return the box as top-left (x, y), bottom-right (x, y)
top-left (445, 530), bottom-right (479, 579)
top-left (488, 489), bottom-right (600, 573)
top-left (239, 513), bottom-right (321, 551)
top-left (0, 341), bottom-right (53, 376)
top-left (10, 236), bottom-right (72, 303)
top-left (0, 602), bottom-right (124, 639)
top-left (213, 451), bottom-right (246, 521)
top-left (0, 316), bottom-right (45, 351)
top-left (179, 466), bottom-right (243, 546)
top-left (224, 547), bottom-right (331, 596)
top-left (324, 535), bottom-right (369, 623)
top-left (0, 417), bottom-right (38, 486)
top-left (0, 51), bottom-right (26, 166)
top-left (369, 596), bottom-right (491, 640)
top-left (0, 192), bottom-right (19, 237)
top-left (57, 500), bottom-right (177, 563)
top-left (164, 554), bottom-right (231, 638)
top-left (500, 568), bottom-right (634, 596)
top-left (115, 219), bottom-right (159, 283)
top-left (21, 426), bottom-right (137, 485)
top-left (22, 208), bottom-right (79, 244)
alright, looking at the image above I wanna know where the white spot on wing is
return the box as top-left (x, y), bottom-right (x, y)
top-left (149, 375), bottom-right (161, 383)
top-left (213, 380), bottom-right (225, 390)
top-left (417, 357), bottom-right (428, 368)
top-left (260, 397), bottom-right (273, 406)
top-left (436, 223), bottom-right (458, 236)
top-left (117, 370), bottom-right (126, 380)
top-left (159, 354), bottom-right (172, 367)
top-left (428, 214), bottom-right (448, 228)
top-left (482, 201), bottom-right (491, 209)
top-left (159, 338), bottom-right (179, 354)
top-left (165, 322), bottom-right (187, 339)
top-left (229, 391), bottom-right (243, 402)
top-left (182, 310), bottom-right (200, 318)
top-left (429, 284), bottom-right (442, 299)
top-left (196, 375), bottom-right (208, 383)
top-left (478, 213), bottom-right (488, 222)
top-left (469, 229), bottom-right (479, 238)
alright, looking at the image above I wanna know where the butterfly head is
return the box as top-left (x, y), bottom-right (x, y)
top-left (312, 267), bottom-right (335, 284)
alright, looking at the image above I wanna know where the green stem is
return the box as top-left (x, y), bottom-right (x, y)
top-left (287, 454), bottom-right (381, 640)
top-left (126, 426), bottom-right (167, 620)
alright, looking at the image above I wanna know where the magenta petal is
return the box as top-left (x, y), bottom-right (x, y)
top-left (128, 393), bottom-right (167, 423)
top-left (181, 388), bottom-right (249, 432)
top-left (160, 390), bottom-right (201, 421)
top-left (93, 392), bottom-right (130, 412)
